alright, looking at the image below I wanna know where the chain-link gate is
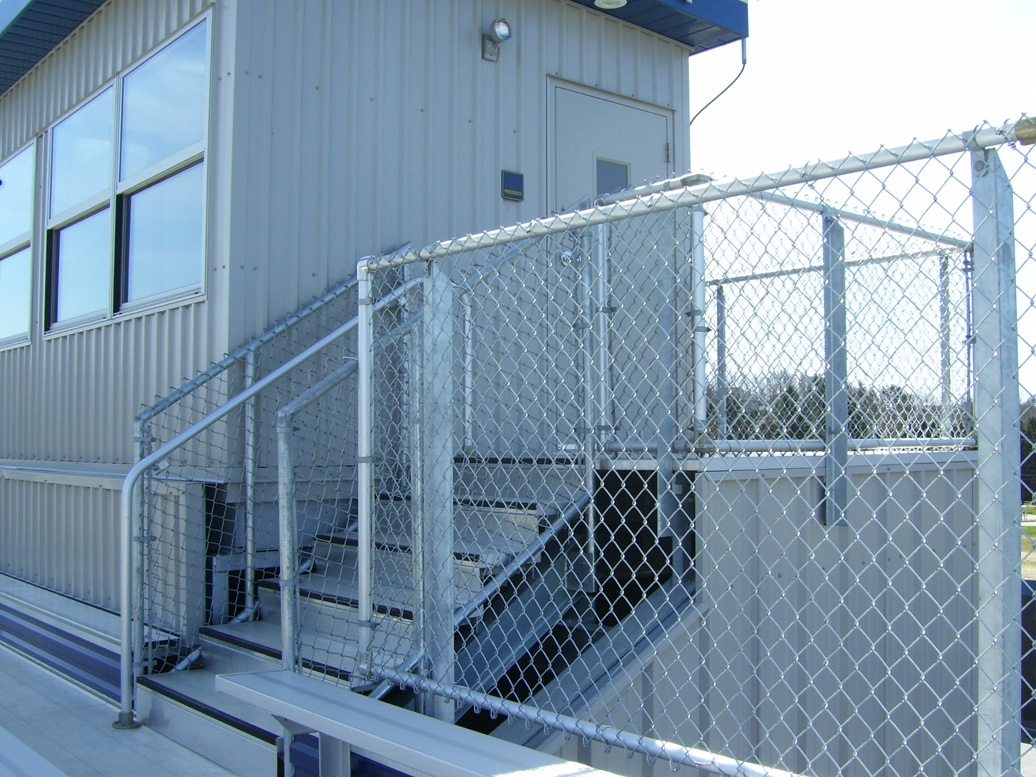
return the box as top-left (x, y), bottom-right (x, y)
top-left (122, 117), bottom-right (1036, 776)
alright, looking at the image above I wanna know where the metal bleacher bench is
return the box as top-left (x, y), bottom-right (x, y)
top-left (216, 670), bottom-right (619, 777)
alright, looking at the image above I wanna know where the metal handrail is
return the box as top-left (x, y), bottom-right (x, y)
top-left (114, 273), bottom-right (418, 727)
top-left (275, 310), bottom-right (420, 670)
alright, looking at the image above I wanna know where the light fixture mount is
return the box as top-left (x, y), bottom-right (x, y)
top-left (482, 18), bottom-right (512, 62)
top-left (594, 0), bottom-right (628, 9)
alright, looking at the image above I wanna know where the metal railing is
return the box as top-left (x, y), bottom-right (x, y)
top-left (118, 115), bottom-right (1036, 777)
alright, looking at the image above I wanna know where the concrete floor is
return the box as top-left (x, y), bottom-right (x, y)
top-left (2, 639), bottom-right (1036, 777)
top-left (0, 645), bottom-right (239, 777)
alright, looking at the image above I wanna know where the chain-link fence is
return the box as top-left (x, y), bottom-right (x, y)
top-left (125, 117), bottom-right (1036, 776)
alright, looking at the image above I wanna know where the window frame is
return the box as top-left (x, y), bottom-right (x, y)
top-left (0, 141), bottom-right (36, 349)
top-left (43, 17), bottom-right (211, 335)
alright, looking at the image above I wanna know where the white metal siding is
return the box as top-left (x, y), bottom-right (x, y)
top-left (223, 0), bottom-right (691, 343)
top-left (0, 0), bottom-right (229, 606)
top-left (0, 473), bottom-right (121, 609)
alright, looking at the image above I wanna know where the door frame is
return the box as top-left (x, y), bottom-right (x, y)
top-left (545, 77), bottom-right (677, 215)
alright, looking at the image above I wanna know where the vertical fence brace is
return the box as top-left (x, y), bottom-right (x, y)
top-left (822, 212), bottom-right (849, 526)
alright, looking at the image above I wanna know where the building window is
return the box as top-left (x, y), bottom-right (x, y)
top-left (121, 161), bottom-right (205, 302)
top-left (0, 144), bottom-right (34, 343)
top-left (45, 19), bottom-right (209, 330)
top-left (0, 248), bottom-right (31, 341)
top-left (49, 209), bottom-right (112, 323)
top-left (50, 89), bottom-right (113, 220)
top-left (120, 22), bottom-right (207, 182)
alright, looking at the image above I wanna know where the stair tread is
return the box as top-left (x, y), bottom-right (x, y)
top-left (140, 665), bottom-right (279, 743)
top-left (203, 612), bottom-right (414, 678)
top-left (266, 551), bottom-right (484, 615)
top-left (316, 502), bottom-right (541, 565)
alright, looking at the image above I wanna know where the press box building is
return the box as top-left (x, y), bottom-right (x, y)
top-left (2, 2), bottom-right (1011, 777)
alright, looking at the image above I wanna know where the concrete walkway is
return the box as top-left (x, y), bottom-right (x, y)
top-left (0, 645), bottom-right (238, 777)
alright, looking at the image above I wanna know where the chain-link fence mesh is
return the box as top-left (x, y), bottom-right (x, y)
top-left (132, 119), bottom-right (1035, 776)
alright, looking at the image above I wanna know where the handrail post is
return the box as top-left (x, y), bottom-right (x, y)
top-left (353, 261), bottom-right (374, 685)
top-left (114, 465), bottom-right (142, 728)
top-left (244, 347), bottom-right (259, 619)
top-left (276, 410), bottom-right (299, 671)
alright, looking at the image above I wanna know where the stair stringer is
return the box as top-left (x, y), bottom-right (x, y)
top-left (491, 581), bottom-right (699, 756)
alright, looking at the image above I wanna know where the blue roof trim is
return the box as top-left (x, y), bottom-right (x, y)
top-left (569, 0), bottom-right (748, 52)
top-left (0, 0), bottom-right (106, 96)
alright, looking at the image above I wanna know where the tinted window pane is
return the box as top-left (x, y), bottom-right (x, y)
top-left (0, 146), bottom-right (33, 246)
top-left (51, 89), bottom-right (113, 217)
top-left (125, 162), bottom-right (204, 302)
top-left (121, 22), bottom-right (208, 181)
top-left (0, 247), bottom-right (31, 340)
top-left (54, 209), bottom-right (111, 322)
top-left (596, 158), bottom-right (629, 199)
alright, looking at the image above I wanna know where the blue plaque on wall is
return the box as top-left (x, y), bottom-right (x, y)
top-left (501, 170), bottom-right (524, 202)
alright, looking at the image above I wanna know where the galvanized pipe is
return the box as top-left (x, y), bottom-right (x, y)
top-left (752, 191), bottom-right (972, 250)
top-left (594, 223), bottom-right (613, 438)
top-left (690, 206), bottom-right (707, 433)
top-left (364, 117), bottom-right (1033, 273)
top-left (938, 255), bottom-right (954, 436)
top-left (462, 293), bottom-right (474, 452)
top-left (715, 285), bottom-right (728, 439)
top-left (707, 247), bottom-right (956, 287)
top-left (243, 347), bottom-right (258, 619)
top-left (366, 666), bottom-right (806, 777)
top-left (116, 275), bottom-right (418, 725)
top-left (710, 437), bottom-right (975, 454)
top-left (822, 213), bottom-right (849, 526)
top-left (137, 277), bottom-right (360, 424)
top-left (275, 412), bottom-right (299, 671)
top-left (354, 262), bottom-right (374, 685)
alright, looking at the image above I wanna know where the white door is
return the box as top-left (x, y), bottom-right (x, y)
top-left (552, 85), bottom-right (673, 211)
top-left (549, 84), bottom-right (676, 451)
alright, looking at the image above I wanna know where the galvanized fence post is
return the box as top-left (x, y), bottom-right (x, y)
top-left (715, 283), bottom-right (728, 439)
top-left (822, 212), bottom-right (848, 526)
top-left (416, 260), bottom-right (455, 721)
top-left (970, 144), bottom-right (1022, 777)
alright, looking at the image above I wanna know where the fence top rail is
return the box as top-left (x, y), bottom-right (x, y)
top-left (360, 115), bottom-right (1033, 274)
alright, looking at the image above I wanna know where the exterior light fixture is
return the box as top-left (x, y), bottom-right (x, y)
top-left (594, 0), bottom-right (628, 8)
top-left (482, 18), bottom-right (512, 62)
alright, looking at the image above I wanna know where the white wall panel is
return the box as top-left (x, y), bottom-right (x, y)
top-left (0, 474), bottom-right (121, 609)
top-left (224, 0), bottom-right (691, 343)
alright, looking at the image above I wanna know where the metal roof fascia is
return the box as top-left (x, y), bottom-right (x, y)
top-left (654, 0), bottom-right (748, 39)
top-left (0, 0), bottom-right (106, 96)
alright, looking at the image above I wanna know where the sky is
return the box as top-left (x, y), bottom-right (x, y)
top-left (687, 0), bottom-right (1036, 399)
top-left (688, 0), bottom-right (1034, 178)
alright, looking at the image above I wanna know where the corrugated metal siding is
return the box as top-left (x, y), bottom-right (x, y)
top-left (545, 453), bottom-right (978, 777)
top-left (0, 0), bottom-right (212, 158)
top-left (0, 0), bottom-right (230, 605)
top-left (224, 0), bottom-right (691, 343)
top-left (0, 0), bottom-right (225, 467)
top-left (0, 475), bottom-right (120, 609)
top-left (0, 303), bottom-right (213, 462)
